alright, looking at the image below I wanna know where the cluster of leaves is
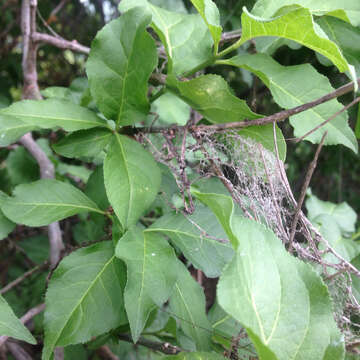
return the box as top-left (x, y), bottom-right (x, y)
top-left (0, 0), bottom-right (360, 359)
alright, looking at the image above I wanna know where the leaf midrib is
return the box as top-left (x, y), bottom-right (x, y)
top-left (50, 254), bottom-right (115, 350)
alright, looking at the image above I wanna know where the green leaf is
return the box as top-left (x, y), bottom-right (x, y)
top-left (317, 16), bottom-right (360, 77)
top-left (146, 204), bottom-right (233, 278)
top-left (306, 192), bottom-right (357, 235)
top-left (168, 74), bottom-right (261, 124)
top-left (104, 134), bottom-right (161, 229)
top-left (239, 6), bottom-right (350, 73)
top-left (85, 166), bottom-right (109, 211)
top-left (161, 353), bottom-right (226, 360)
top-left (357, 102), bottom-right (360, 139)
top-left (6, 146), bottom-right (39, 186)
top-left (251, 0), bottom-right (360, 27)
top-left (115, 227), bottom-right (178, 342)
top-left (190, 0), bottom-right (222, 52)
top-left (0, 294), bottom-right (36, 344)
top-left (191, 190), bottom-right (238, 249)
top-left (1, 179), bottom-right (103, 226)
top-left (238, 123), bottom-right (287, 161)
top-left (57, 163), bottom-right (92, 182)
top-left (313, 214), bottom-right (360, 264)
top-left (217, 216), bottom-right (345, 360)
top-left (119, 0), bottom-right (213, 75)
top-left (43, 241), bottom-right (126, 360)
top-left (53, 128), bottom-right (112, 159)
top-left (0, 99), bottom-right (108, 131)
top-left (151, 92), bottom-right (190, 126)
top-left (169, 261), bottom-right (212, 351)
top-left (86, 7), bottom-right (157, 126)
top-left (0, 113), bottom-right (38, 146)
top-left (221, 53), bottom-right (358, 152)
top-left (0, 191), bottom-right (15, 240)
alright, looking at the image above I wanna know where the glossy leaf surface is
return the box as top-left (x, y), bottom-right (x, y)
top-left (86, 7), bottom-right (157, 125)
top-left (104, 134), bottom-right (161, 229)
top-left (0, 99), bottom-right (107, 131)
top-left (115, 227), bottom-right (178, 342)
top-left (0, 294), bottom-right (36, 344)
top-left (239, 7), bottom-right (349, 73)
top-left (2, 179), bottom-right (103, 226)
top-left (43, 242), bottom-right (126, 360)
top-left (222, 53), bottom-right (358, 152)
top-left (53, 128), bottom-right (112, 159)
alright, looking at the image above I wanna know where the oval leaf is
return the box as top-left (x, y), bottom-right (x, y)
top-left (0, 294), bottom-right (36, 345)
top-left (53, 127), bottom-right (113, 158)
top-left (115, 227), bottom-right (178, 342)
top-left (1, 179), bottom-right (103, 226)
top-left (0, 99), bottom-right (107, 132)
top-left (86, 7), bottom-right (157, 125)
top-left (43, 241), bottom-right (126, 360)
top-left (104, 134), bottom-right (161, 229)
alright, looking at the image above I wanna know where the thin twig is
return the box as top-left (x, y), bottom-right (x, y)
top-left (288, 132), bottom-right (327, 252)
top-left (32, 32), bottom-right (90, 54)
top-left (118, 334), bottom-right (185, 355)
top-left (294, 96), bottom-right (360, 143)
top-left (141, 76), bottom-right (360, 135)
top-left (0, 303), bottom-right (45, 348)
top-left (6, 341), bottom-right (32, 360)
top-left (0, 262), bottom-right (48, 295)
